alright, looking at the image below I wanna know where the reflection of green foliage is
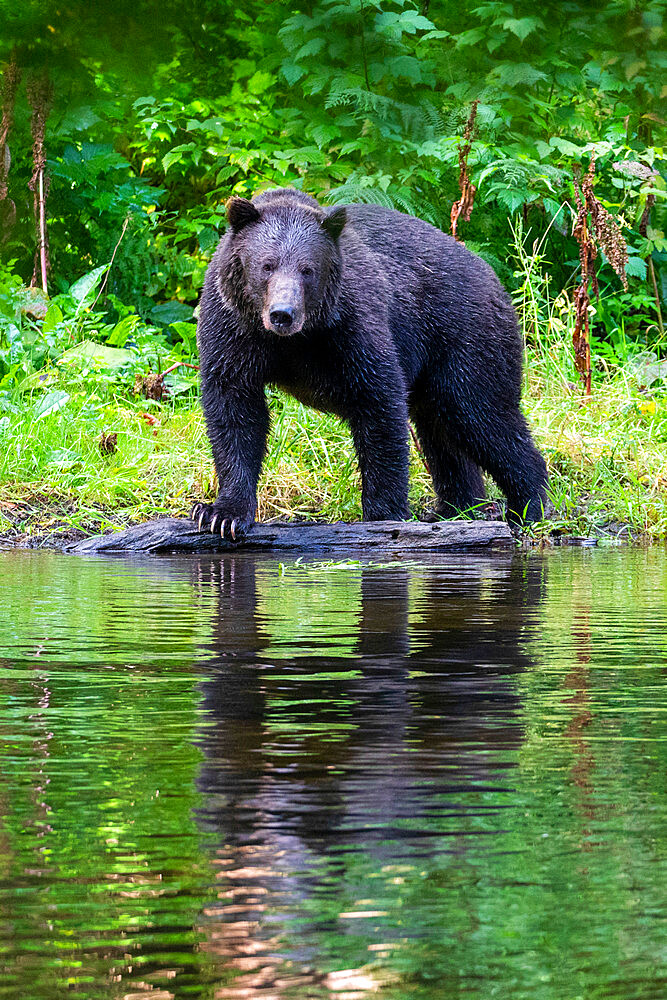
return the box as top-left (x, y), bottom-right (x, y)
top-left (0, 552), bottom-right (215, 998)
top-left (0, 551), bottom-right (209, 664)
top-left (258, 561), bottom-right (363, 660)
top-left (0, 549), bottom-right (665, 998)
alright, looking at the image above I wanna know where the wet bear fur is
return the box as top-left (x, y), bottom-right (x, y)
top-left (194, 187), bottom-right (548, 538)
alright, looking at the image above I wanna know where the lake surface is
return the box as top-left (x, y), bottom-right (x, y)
top-left (0, 547), bottom-right (665, 1000)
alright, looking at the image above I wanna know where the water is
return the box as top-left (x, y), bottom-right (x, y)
top-left (0, 547), bottom-right (665, 999)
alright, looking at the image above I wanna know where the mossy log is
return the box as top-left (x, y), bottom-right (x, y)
top-left (69, 517), bottom-right (513, 555)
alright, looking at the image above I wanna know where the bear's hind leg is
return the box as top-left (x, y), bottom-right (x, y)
top-left (411, 408), bottom-right (486, 518)
top-left (450, 406), bottom-right (548, 523)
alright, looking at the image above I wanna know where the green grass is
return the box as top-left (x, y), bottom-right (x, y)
top-left (1, 354), bottom-right (666, 542)
top-left (528, 374), bottom-right (667, 539)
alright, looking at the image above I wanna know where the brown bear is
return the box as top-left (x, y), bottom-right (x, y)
top-left (192, 187), bottom-right (547, 539)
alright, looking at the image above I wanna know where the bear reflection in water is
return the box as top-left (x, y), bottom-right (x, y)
top-left (191, 555), bottom-right (545, 995)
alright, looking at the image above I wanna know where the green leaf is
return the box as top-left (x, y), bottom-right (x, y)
top-left (455, 28), bottom-right (486, 48)
top-left (549, 137), bottom-right (584, 157)
top-left (397, 10), bottom-right (436, 33)
top-left (281, 62), bottom-right (306, 85)
top-left (247, 71), bottom-right (275, 94)
top-left (150, 301), bottom-right (194, 325)
top-left (42, 303), bottom-right (64, 334)
top-left (477, 161), bottom-right (502, 187)
top-left (386, 56), bottom-right (423, 83)
top-left (197, 227), bottom-right (220, 252)
top-left (164, 372), bottom-right (197, 395)
top-left (69, 265), bottom-right (109, 309)
top-left (59, 341), bottom-right (134, 367)
top-left (310, 122), bottom-right (341, 147)
top-left (491, 63), bottom-right (548, 87)
top-left (502, 17), bottom-right (543, 41)
top-left (496, 189), bottom-right (529, 213)
top-left (34, 390), bottom-right (70, 420)
top-left (375, 11), bottom-right (400, 27)
top-left (170, 321), bottom-right (198, 349)
top-left (597, 69), bottom-right (627, 93)
top-left (625, 256), bottom-right (647, 280)
top-left (487, 33), bottom-right (507, 53)
top-left (294, 39), bottom-right (325, 61)
top-left (58, 105), bottom-right (101, 134)
top-left (162, 143), bottom-right (196, 173)
top-left (107, 315), bottom-right (139, 347)
top-left (421, 29), bottom-right (450, 41)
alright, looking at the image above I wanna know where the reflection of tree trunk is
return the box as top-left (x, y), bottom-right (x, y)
top-left (28, 677), bottom-right (54, 848)
top-left (565, 607), bottom-right (596, 851)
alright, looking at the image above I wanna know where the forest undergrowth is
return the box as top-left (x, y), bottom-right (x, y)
top-left (0, 241), bottom-right (665, 544)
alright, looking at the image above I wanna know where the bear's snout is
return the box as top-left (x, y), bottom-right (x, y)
top-left (269, 305), bottom-right (295, 330)
top-left (263, 274), bottom-right (305, 336)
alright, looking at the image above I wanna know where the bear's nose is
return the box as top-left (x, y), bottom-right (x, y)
top-left (269, 306), bottom-right (294, 328)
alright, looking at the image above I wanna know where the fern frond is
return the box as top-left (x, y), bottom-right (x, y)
top-left (326, 182), bottom-right (395, 209)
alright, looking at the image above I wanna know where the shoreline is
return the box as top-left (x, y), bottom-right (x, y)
top-left (0, 503), bottom-right (649, 552)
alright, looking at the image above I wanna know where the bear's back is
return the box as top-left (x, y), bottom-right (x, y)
top-left (336, 202), bottom-right (506, 331)
top-left (342, 203), bottom-right (497, 288)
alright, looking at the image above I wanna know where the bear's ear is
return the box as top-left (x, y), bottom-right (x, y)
top-left (226, 197), bottom-right (261, 233)
top-left (321, 205), bottom-right (346, 241)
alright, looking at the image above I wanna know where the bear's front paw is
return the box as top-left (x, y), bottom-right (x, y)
top-left (190, 503), bottom-right (253, 541)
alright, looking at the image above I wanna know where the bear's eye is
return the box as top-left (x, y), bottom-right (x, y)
top-left (262, 262), bottom-right (276, 273)
top-left (300, 266), bottom-right (314, 277)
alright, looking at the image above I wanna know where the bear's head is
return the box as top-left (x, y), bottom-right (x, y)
top-left (224, 191), bottom-right (346, 336)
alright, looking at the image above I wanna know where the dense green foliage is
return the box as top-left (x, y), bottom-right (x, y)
top-left (1, 1), bottom-right (665, 335)
top-left (0, 2), bottom-right (666, 538)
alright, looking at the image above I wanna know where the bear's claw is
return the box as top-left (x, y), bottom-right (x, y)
top-left (190, 503), bottom-right (247, 542)
top-left (191, 503), bottom-right (206, 524)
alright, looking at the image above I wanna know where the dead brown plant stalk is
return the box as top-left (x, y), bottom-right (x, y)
top-left (27, 71), bottom-right (53, 295)
top-left (450, 100), bottom-right (478, 242)
top-left (571, 159), bottom-right (628, 397)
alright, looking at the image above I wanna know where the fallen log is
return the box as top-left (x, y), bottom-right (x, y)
top-left (69, 517), bottom-right (513, 555)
